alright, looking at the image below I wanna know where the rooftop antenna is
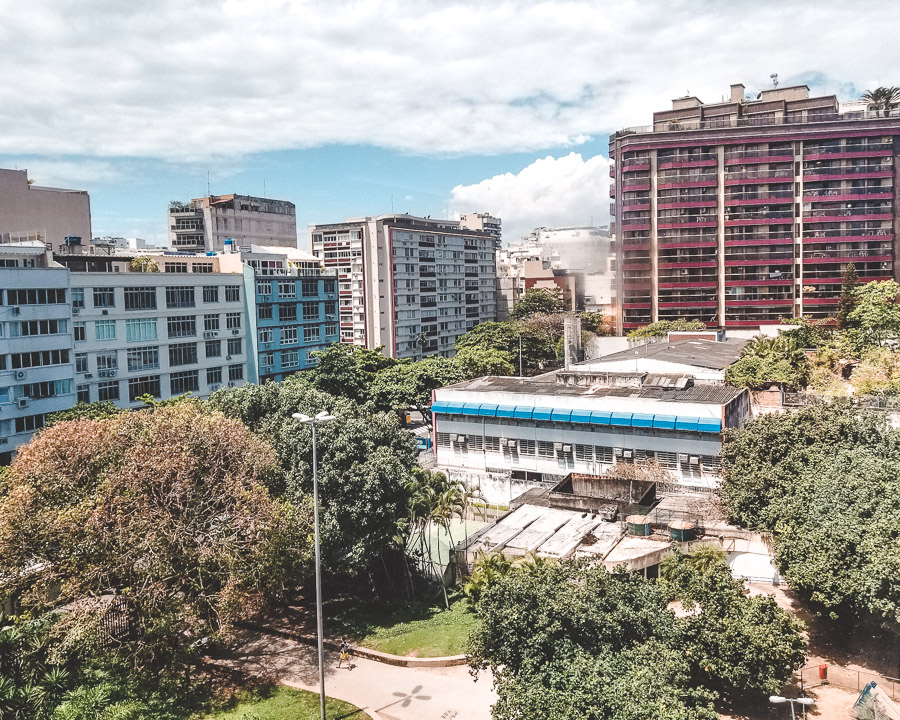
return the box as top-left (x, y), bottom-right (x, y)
top-left (770, 73), bottom-right (779, 88)
top-left (207, 170), bottom-right (211, 196)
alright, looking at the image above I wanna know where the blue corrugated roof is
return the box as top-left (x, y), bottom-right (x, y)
top-left (440, 401), bottom-right (465, 414)
top-left (496, 405), bottom-right (517, 418)
top-left (461, 403), bottom-right (482, 416)
top-left (652, 415), bottom-right (677, 429)
top-left (513, 406), bottom-right (534, 419)
top-left (610, 412), bottom-right (633, 427)
top-left (430, 401), bottom-right (450, 413)
top-left (478, 403), bottom-right (498, 417)
top-left (570, 409), bottom-right (593, 424)
top-left (697, 417), bottom-right (722, 433)
top-left (590, 410), bottom-right (612, 425)
top-left (532, 407), bottom-right (554, 420)
top-left (631, 413), bottom-right (654, 428)
top-left (550, 408), bottom-right (572, 422)
top-left (675, 416), bottom-right (699, 432)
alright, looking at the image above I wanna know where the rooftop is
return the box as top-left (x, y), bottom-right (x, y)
top-left (586, 338), bottom-right (748, 371)
top-left (440, 374), bottom-right (743, 406)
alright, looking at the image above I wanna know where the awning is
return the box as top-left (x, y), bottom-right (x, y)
top-left (652, 415), bottom-right (677, 430)
top-left (478, 403), bottom-right (499, 417)
top-left (675, 416), bottom-right (699, 432)
top-left (550, 408), bottom-right (572, 422)
top-left (461, 403), bottom-right (483, 416)
top-left (570, 409), bottom-right (593, 424)
top-left (532, 407), bottom-right (554, 421)
top-left (697, 417), bottom-right (722, 433)
top-left (610, 412), bottom-right (633, 427)
top-left (590, 410), bottom-right (612, 425)
top-left (434, 401), bottom-right (465, 415)
top-left (631, 413), bottom-right (654, 428)
top-left (430, 400), bottom-right (450, 414)
top-left (496, 405), bottom-right (517, 418)
top-left (513, 406), bottom-right (534, 419)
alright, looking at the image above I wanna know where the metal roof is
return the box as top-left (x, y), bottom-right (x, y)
top-left (587, 338), bottom-right (749, 370)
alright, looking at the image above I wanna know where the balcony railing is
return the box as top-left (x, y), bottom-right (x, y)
top-left (724, 148), bottom-right (793, 160)
top-left (803, 164), bottom-right (892, 175)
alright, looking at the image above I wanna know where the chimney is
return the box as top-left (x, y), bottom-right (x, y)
top-left (730, 83), bottom-right (745, 103)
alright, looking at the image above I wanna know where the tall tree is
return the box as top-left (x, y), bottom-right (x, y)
top-left (836, 262), bottom-right (860, 329)
top-left (848, 279), bottom-right (900, 348)
top-left (369, 356), bottom-right (465, 420)
top-left (509, 287), bottom-right (565, 320)
top-left (861, 86), bottom-right (900, 116)
top-left (308, 343), bottom-right (397, 403)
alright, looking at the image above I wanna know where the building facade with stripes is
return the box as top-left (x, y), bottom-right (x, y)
top-left (431, 375), bottom-right (748, 505)
top-left (610, 82), bottom-right (900, 332)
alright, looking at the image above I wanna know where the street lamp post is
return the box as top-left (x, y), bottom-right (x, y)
top-left (769, 695), bottom-right (814, 720)
top-left (292, 410), bottom-right (336, 720)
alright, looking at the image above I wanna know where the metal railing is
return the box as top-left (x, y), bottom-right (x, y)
top-left (800, 664), bottom-right (900, 700)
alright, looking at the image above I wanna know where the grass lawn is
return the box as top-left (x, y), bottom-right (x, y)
top-left (203, 686), bottom-right (370, 720)
top-left (325, 594), bottom-right (476, 657)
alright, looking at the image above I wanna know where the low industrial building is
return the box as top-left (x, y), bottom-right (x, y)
top-left (431, 372), bottom-right (749, 505)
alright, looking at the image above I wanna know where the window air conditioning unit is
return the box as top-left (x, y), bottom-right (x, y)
top-left (0, 438), bottom-right (7, 444)
top-left (508, 439), bottom-right (517, 447)
top-left (689, 456), bottom-right (700, 465)
top-left (11, 306), bottom-right (20, 315)
top-left (678, 453), bottom-right (689, 462)
top-left (228, 382), bottom-right (235, 387)
top-left (456, 435), bottom-right (466, 443)
top-left (614, 447), bottom-right (623, 457)
top-left (209, 383), bottom-right (221, 391)
top-left (225, 355), bottom-right (232, 361)
top-left (109, 370), bottom-right (117, 377)
top-left (231, 329), bottom-right (240, 335)
top-left (84, 373), bottom-right (93, 379)
top-left (499, 438), bottom-right (509, 446)
top-left (553, 442), bottom-right (563, 451)
top-left (72, 307), bottom-right (80, 315)
top-left (98, 370), bottom-right (109, 377)
top-left (13, 370), bottom-right (25, 380)
top-left (203, 331), bottom-right (216, 339)
top-left (101, 309), bottom-right (109, 315)
top-left (623, 449), bottom-right (633, 459)
top-left (562, 444), bottom-right (572, 453)
top-left (17, 398), bottom-right (28, 408)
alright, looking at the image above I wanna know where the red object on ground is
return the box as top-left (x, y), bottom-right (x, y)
top-left (819, 664), bottom-right (828, 680)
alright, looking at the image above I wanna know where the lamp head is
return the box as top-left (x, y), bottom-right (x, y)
top-left (769, 696), bottom-right (787, 704)
top-left (796, 698), bottom-right (814, 706)
top-left (292, 412), bottom-right (312, 423)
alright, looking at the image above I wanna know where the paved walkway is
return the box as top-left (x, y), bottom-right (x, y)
top-left (221, 631), bottom-right (497, 720)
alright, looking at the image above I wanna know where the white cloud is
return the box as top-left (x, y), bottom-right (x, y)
top-left (449, 153), bottom-right (610, 242)
top-left (1, 1), bottom-right (898, 161)
top-left (1, 159), bottom-right (126, 188)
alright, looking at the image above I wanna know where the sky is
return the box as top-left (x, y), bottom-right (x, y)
top-left (1, 0), bottom-right (895, 246)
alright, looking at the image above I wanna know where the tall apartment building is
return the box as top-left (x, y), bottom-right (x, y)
top-left (609, 82), bottom-right (900, 331)
top-left (309, 214), bottom-right (499, 359)
top-left (0, 243), bottom-right (76, 463)
top-left (241, 245), bottom-right (340, 381)
top-left (0, 168), bottom-right (92, 251)
top-left (54, 251), bottom-right (253, 410)
top-left (168, 194), bottom-right (297, 252)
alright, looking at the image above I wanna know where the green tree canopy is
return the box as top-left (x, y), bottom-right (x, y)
top-left (836, 262), bottom-right (861, 329)
top-left (46, 401), bottom-right (122, 426)
top-left (308, 344), bottom-right (397, 403)
top-left (509, 287), bottom-right (565, 319)
top-left (848, 279), bottom-right (900, 348)
top-left (725, 335), bottom-right (810, 390)
top-left (369, 356), bottom-right (465, 419)
top-left (455, 321), bottom-right (553, 372)
top-left (627, 319), bottom-right (706, 340)
top-left (861, 86), bottom-right (900, 115)
top-left (451, 345), bottom-right (515, 377)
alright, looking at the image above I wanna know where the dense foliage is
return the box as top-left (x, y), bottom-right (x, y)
top-left (721, 401), bottom-right (900, 620)
top-left (468, 558), bottom-right (805, 720)
top-left (454, 321), bottom-right (555, 372)
top-left (626, 319), bottom-right (706, 340)
top-left (725, 335), bottom-right (811, 390)
top-left (508, 287), bottom-right (565, 319)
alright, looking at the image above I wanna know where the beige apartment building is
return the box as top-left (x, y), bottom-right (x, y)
top-left (0, 168), bottom-right (92, 251)
top-left (168, 194), bottom-right (297, 253)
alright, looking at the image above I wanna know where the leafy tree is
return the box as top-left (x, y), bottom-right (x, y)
top-left (455, 322), bottom-right (553, 372)
top-left (0, 403), bottom-right (307, 667)
top-left (308, 344), bottom-right (396, 403)
top-left (780, 316), bottom-right (833, 349)
top-left (725, 335), bottom-right (810, 390)
top-left (129, 256), bottom-right (158, 273)
top-left (370, 356), bottom-right (465, 420)
top-left (627, 319), bottom-right (706, 340)
top-left (851, 346), bottom-right (900, 395)
top-left (509, 287), bottom-right (565, 319)
top-left (207, 375), bottom-right (418, 578)
top-left (861, 86), bottom-right (900, 115)
top-left (580, 311), bottom-right (615, 336)
top-left (848, 279), bottom-right (900, 348)
top-left (47, 401), bottom-right (121, 426)
top-left (451, 346), bottom-right (515, 377)
top-left (836, 262), bottom-right (860, 329)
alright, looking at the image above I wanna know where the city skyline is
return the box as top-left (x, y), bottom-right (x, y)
top-left (2, 0), bottom-right (896, 243)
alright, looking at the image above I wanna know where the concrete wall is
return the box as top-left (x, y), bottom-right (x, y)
top-left (0, 169), bottom-right (91, 251)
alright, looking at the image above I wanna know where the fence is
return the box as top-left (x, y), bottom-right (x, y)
top-left (783, 393), bottom-right (900, 410)
top-left (800, 664), bottom-right (900, 700)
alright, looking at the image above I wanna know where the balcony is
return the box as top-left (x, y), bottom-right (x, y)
top-left (724, 147), bottom-right (794, 164)
top-left (657, 174), bottom-right (717, 189)
top-left (802, 164), bottom-right (893, 181)
top-left (724, 168), bottom-right (793, 185)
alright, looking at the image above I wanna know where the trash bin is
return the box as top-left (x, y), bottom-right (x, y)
top-left (818, 664), bottom-right (828, 680)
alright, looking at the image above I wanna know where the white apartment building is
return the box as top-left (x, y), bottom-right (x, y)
top-left (168, 194), bottom-right (297, 253)
top-left (309, 214), bottom-right (499, 359)
top-left (0, 242), bottom-right (77, 463)
top-left (54, 251), bottom-right (253, 409)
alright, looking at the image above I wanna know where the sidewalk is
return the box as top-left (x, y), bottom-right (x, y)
top-left (218, 630), bottom-right (496, 720)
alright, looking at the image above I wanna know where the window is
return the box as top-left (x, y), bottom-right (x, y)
top-left (92, 287), bottom-right (115, 308)
top-left (437, 432), bottom-right (451, 447)
top-left (277, 281), bottom-right (296, 298)
top-left (281, 350), bottom-right (299, 368)
top-left (226, 338), bottom-right (242, 356)
top-left (225, 285), bottom-right (240, 302)
top-left (325, 301), bottom-right (337, 316)
top-left (98, 381), bottom-right (119, 401)
top-left (301, 279), bottom-right (318, 297)
top-left (257, 281), bottom-right (272, 296)
top-left (469, 435), bottom-right (483, 451)
top-left (129, 375), bottom-right (161, 401)
top-left (127, 346), bottom-right (159, 372)
top-left (228, 364), bottom-right (244, 382)
top-left (207, 367), bottom-right (222, 385)
top-left (204, 314), bottom-right (220, 332)
top-left (164, 262), bottom-right (188, 273)
top-left (226, 312), bottom-right (241, 330)
top-left (537, 441), bottom-right (554, 457)
top-left (595, 446), bottom-right (613, 464)
top-left (302, 303), bottom-right (319, 320)
top-left (169, 342), bottom-right (198, 366)
top-left (165, 286), bottom-right (195, 308)
top-left (203, 286), bottom-right (219, 303)
top-left (259, 328), bottom-right (274, 344)
top-left (484, 436), bottom-right (500, 453)
top-left (281, 327), bottom-right (298, 345)
top-left (96, 352), bottom-right (118, 371)
top-left (701, 455), bottom-right (722, 476)
top-left (8, 288), bottom-right (67, 305)
top-left (75, 352), bottom-right (88, 373)
top-left (125, 318), bottom-right (157, 342)
top-left (304, 326), bottom-right (320, 343)
top-left (169, 370), bottom-right (199, 395)
top-left (95, 320), bottom-right (116, 341)
top-left (205, 340), bottom-right (222, 358)
top-left (575, 444), bottom-right (593, 462)
top-left (77, 384), bottom-right (90, 403)
top-left (124, 287), bottom-right (157, 310)
top-left (167, 316), bottom-right (196, 338)
top-left (74, 321), bottom-right (86, 342)
top-left (21, 380), bottom-right (72, 399)
top-left (11, 349), bottom-right (69, 369)
top-left (15, 414), bottom-right (46, 434)
top-left (278, 304), bottom-right (296, 321)
top-left (192, 262), bottom-right (213, 273)
top-left (260, 352), bottom-right (275, 370)
top-left (71, 288), bottom-right (85, 309)
top-left (12, 319), bottom-right (68, 337)
top-left (258, 304), bottom-right (273, 320)
top-left (657, 451), bottom-right (678, 470)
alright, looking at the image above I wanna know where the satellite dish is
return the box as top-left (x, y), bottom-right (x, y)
top-left (756, 92), bottom-right (763, 100)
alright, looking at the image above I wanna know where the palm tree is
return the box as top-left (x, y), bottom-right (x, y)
top-left (861, 87), bottom-right (900, 116)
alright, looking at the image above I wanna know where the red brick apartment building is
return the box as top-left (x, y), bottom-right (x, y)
top-left (609, 82), bottom-right (900, 331)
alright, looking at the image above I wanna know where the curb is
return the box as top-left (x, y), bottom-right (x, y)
top-left (238, 621), bottom-right (469, 668)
